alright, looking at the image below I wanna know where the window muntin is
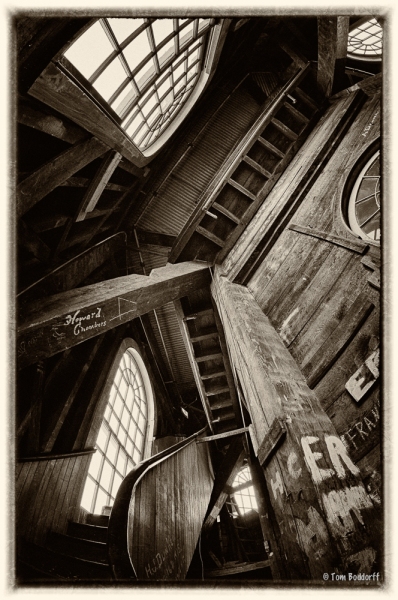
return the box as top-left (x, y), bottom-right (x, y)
top-left (231, 466), bottom-right (258, 516)
top-left (63, 17), bottom-right (217, 152)
top-left (347, 18), bottom-right (383, 60)
top-left (81, 346), bottom-right (151, 514)
top-left (348, 150), bottom-right (380, 243)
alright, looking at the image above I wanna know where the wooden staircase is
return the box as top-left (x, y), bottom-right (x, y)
top-left (169, 66), bottom-right (323, 265)
top-left (17, 514), bottom-right (113, 584)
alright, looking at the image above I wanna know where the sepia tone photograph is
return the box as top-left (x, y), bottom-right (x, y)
top-left (11, 4), bottom-right (386, 590)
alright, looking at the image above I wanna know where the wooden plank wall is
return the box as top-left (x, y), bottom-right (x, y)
top-left (15, 454), bottom-right (91, 546)
top-left (128, 439), bottom-right (214, 580)
top-left (247, 92), bottom-right (381, 501)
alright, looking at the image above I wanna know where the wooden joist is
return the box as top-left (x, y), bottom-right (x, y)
top-left (197, 427), bottom-right (250, 443)
top-left (17, 136), bottom-right (108, 218)
top-left (317, 17), bottom-right (350, 97)
top-left (76, 151), bottom-right (123, 221)
top-left (331, 72), bottom-right (382, 100)
top-left (18, 261), bottom-right (210, 369)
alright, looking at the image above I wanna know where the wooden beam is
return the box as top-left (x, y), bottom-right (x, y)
top-left (18, 219), bottom-right (51, 263)
top-left (331, 72), bottom-right (382, 100)
top-left (202, 437), bottom-right (245, 533)
top-left (136, 229), bottom-right (176, 248)
top-left (18, 261), bottom-right (210, 369)
top-left (317, 17), bottom-right (350, 97)
top-left (17, 136), bottom-right (108, 218)
top-left (211, 267), bottom-right (381, 578)
top-left (76, 151), bottom-right (123, 221)
top-left (197, 427), bottom-right (250, 443)
top-left (18, 232), bottom-right (127, 302)
top-left (206, 559), bottom-right (271, 577)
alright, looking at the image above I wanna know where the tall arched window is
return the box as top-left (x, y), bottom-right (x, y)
top-left (230, 465), bottom-right (258, 516)
top-left (61, 17), bottom-right (222, 156)
top-left (81, 340), bottom-right (155, 514)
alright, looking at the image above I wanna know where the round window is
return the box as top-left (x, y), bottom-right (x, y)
top-left (347, 149), bottom-right (380, 243)
top-left (347, 18), bottom-right (382, 62)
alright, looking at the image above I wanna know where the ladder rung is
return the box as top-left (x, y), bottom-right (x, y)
top-left (206, 385), bottom-right (230, 397)
top-left (227, 178), bottom-right (257, 201)
top-left (195, 352), bottom-right (223, 363)
top-left (212, 202), bottom-right (241, 224)
top-left (210, 398), bottom-right (233, 410)
top-left (217, 411), bottom-right (236, 421)
top-left (256, 136), bottom-right (285, 159)
top-left (200, 370), bottom-right (226, 380)
top-left (184, 308), bottom-right (214, 320)
top-left (270, 117), bottom-right (298, 141)
top-left (294, 87), bottom-right (319, 111)
top-left (196, 225), bottom-right (225, 247)
top-left (283, 101), bottom-right (310, 124)
top-left (190, 331), bottom-right (219, 343)
top-left (243, 155), bottom-right (273, 179)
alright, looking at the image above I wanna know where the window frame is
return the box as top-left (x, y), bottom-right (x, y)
top-left (27, 17), bottom-right (228, 167)
top-left (347, 17), bottom-right (383, 62)
top-left (80, 338), bottom-right (156, 514)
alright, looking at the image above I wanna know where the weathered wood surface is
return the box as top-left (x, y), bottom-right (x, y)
top-left (29, 61), bottom-right (147, 167)
top-left (16, 453), bottom-right (91, 545)
top-left (108, 430), bottom-right (213, 580)
top-left (169, 65), bottom-right (309, 262)
top-left (76, 151), bottom-right (122, 221)
top-left (206, 559), bottom-right (272, 577)
top-left (18, 262), bottom-right (210, 369)
top-left (332, 73), bottom-right (382, 100)
top-left (18, 232), bottom-right (127, 301)
top-left (17, 136), bottom-right (108, 218)
top-left (211, 268), bottom-right (381, 580)
top-left (222, 92), bottom-right (360, 280)
top-left (317, 17), bottom-right (349, 97)
top-left (288, 223), bottom-right (368, 254)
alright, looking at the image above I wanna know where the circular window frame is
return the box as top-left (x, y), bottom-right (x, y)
top-left (347, 17), bottom-right (383, 63)
top-left (341, 139), bottom-right (381, 245)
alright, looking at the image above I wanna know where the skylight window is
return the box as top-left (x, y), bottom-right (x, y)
top-left (63, 17), bottom-right (219, 153)
top-left (347, 18), bottom-right (383, 60)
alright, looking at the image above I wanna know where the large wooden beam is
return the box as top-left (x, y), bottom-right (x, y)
top-left (211, 267), bottom-right (381, 580)
top-left (16, 136), bottom-right (108, 218)
top-left (18, 232), bottom-right (127, 302)
top-left (331, 72), bottom-right (382, 100)
top-left (17, 262), bottom-right (210, 369)
top-left (317, 17), bottom-right (350, 97)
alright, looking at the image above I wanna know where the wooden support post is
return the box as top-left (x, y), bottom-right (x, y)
top-left (16, 136), bottom-right (108, 218)
top-left (76, 151), bottom-right (122, 221)
top-left (211, 266), bottom-right (381, 580)
top-left (317, 17), bottom-right (350, 97)
top-left (18, 262), bottom-right (210, 369)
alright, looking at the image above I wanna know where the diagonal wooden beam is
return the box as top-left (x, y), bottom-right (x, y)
top-left (331, 72), bottom-right (382, 100)
top-left (76, 151), bottom-right (123, 221)
top-left (317, 17), bottom-right (350, 97)
top-left (17, 261), bottom-right (210, 369)
top-left (17, 136), bottom-right (108, 218)
top-left (202, 436), bottom-right (245, 533)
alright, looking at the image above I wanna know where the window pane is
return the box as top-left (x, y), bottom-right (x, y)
top-left (117, 449), bottom-right (127, 475)
top-left (97, 424), bottom-right (109, 452)
top-left (109, 411), bottom-right (118, 433)
top-left (121, 405), bottom-right (130, 428)
top-left (107, 436), bottom-right (118, 464)
top-left (94, 487), bottom-right (108, 515)
top-left (107, 17), bottom-right (144, 44)
top-left (118, 376), bottom-right (128, 401)
top-left (125, 437), bottom-right (133, 456)
top-left (114, 393), bottom-right (124, 416)
top-left (158, 37), bottom-right (175, 68)
top-left (100, 460), bottom-right (113, 492)
top-left (135, 429), bottom-right (144, 451)
top-left (64, 21), bottom-right (114, 79)
top-left (180, 22), bottom-right (194, 48)
top-left (133, 446), bottom-right (141, 464)
top-left (152, 19), bottom-right (174, 47)
top-left (108, 384), bottom-right (117, 405)
top-left (123, 30), bottom-right (151, 71)
top-left (135, 59), bottom-right (156, 91)
top-left (81, 476), bottom-right (96, 512)
top-left (111, 472), bottom-right (123, 498)
top-left (111, 82), bottom-right (137, 117)
top-left (93, 57), bottom-right (127, 101)
top-left (88, 451), bottom-right (103, 480)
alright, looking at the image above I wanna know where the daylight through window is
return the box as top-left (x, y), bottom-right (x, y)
top-left (81, 346), bottom-right (151, 514)
top-left (347, 18), bottom-right (382, 60)
top-left (63, 17), bottom-right (218, 152)
top-left (231, 466), bottom-right (258, 515)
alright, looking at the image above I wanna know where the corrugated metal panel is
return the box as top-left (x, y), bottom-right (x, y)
top-left (146, 302), bottom-right (195, 391)
top-left (137, 85), bottom-right (262, 235)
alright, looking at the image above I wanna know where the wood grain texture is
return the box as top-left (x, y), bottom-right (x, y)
top-left (17, 136), bottom-right (108, 218)
top-left (317, 17), bottom-right (349, 97)
top-left (16, 454), bottom-right (91, 545)
top-left (212, 267), bottom-right (381, 579)
top-left (18, 262), bottom-right (210, 368)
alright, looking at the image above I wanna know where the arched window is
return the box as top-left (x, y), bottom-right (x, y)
top-left (61, 17), bottom-right (222, 156)
top-left (81, 340), bottom-right (155, 514)
top-left (345, 144), bottom-right (381, 243)
top-left (231, 465), bottom-right (258, 516)
top-left (347, 18), bottom-right (383, 61)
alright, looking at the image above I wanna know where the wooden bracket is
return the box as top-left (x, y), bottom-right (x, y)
top-left (256, 418), bottom-right (287, 466)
